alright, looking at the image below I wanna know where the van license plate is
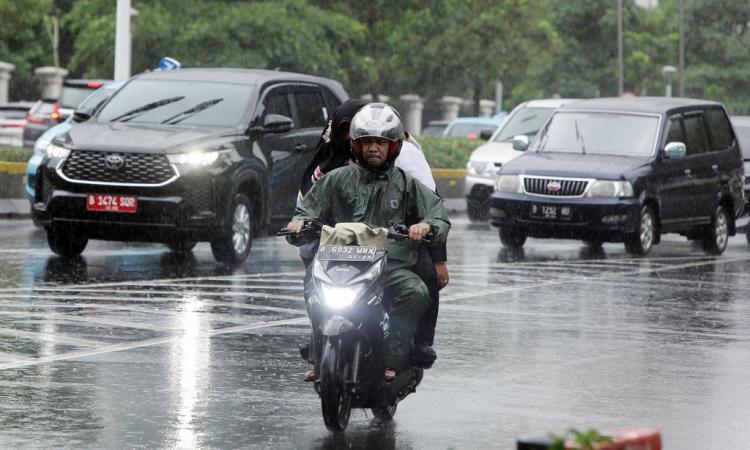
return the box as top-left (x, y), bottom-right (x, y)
top-left (86, 194), bottom-right (137, 213)
top-left (530, 204), bottom-right (572, 220)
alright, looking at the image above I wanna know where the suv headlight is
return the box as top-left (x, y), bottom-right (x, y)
top-left (167, 150), bottom-right (223, 166)
top-left (45, 143), bottom-right (70, 160)
top-left (495, 174), bottom-right (521, 193)
top-left (34, 138), bottom-right (51, 157)
top-left (587, 180), bottom-right (634, 197)
top-left (467, 160), bottom-right (496, 178)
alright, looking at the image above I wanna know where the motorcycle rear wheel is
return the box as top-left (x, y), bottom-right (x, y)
top-left (319, 338), bottom-right (352, 432)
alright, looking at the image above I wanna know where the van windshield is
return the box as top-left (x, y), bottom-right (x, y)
top-left (98, 79), bottom-right (254, 127)
top-left (493, 106), bottom-right (555, 142)
top-left (532, 111), bottom-right (659, 156)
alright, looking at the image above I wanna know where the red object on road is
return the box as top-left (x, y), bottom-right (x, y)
top-left (563, 428), bottom-right (662, 450)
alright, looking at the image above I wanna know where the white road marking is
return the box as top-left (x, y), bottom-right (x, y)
top-left (0, 327), bottom-right (108, 347)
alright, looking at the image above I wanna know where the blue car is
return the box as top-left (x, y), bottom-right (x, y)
top-left (26, 81), bottom-right (125, 204)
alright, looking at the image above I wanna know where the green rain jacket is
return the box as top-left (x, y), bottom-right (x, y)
top-left (293, 163), bottom-right (451, 270)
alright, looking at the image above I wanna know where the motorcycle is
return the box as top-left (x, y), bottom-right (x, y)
top-left (278, 221), bottom-right (430, 432)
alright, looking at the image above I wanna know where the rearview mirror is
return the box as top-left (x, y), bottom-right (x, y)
top-left (479, 129), bottom-right (494, 141)
top-left (262, 114), bottom-right (293, 133)
top-left (664, 141), bottom-right (686, 159)
top-left (512, 134), bottom-right (529, 151)
top-left (72, 106), bottom-right (96, 123)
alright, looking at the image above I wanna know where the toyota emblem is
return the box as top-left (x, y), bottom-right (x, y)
top-left (546, 181), bottom-right (562, 192)
top-left (104, 154), bottom-right (125, 171)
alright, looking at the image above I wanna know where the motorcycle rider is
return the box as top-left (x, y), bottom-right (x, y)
top-left (287, 103), bottom-right (450, 379)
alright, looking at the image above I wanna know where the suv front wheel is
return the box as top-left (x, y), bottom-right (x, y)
top-left (499, 225), bottom-right (526, 249)
top-left (47, 224), bottom-right (88, 257)
top-left (701, 204), bottom-right (729, 255)
top-left (211, 193), bottom-right (253, 265)
top-left (624, 205), bottom-right (656, 256)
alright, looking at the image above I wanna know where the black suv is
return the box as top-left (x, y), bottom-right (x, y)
top-left (490, 97), bottom-right (745, 256)
top-left (33, 68), bottom-right (347, 263)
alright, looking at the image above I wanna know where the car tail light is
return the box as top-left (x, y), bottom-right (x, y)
top-left (50, 102), bottom-right (61, 122)
top-left (2, 123), bottom-right (25, 128)
top-left (26, 111), bottom-right (45, 124)
top-left (87, 81), bottom-right (103, 89)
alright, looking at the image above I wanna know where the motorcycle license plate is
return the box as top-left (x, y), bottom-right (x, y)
top-left (86, 194), bottom-right (137, 213)
top-left (317, 245), bottom-right (377, 261)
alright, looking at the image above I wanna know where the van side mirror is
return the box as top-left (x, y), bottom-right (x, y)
top-left (262, 114), bottom-right (293, 134)
top-left (72, 105), bottom-right (97, 123)
top-left (512, 134), bottom-right (529, 151)
top-left (479, 129), bottom-right (494, 141)
top-left (664, 141), bottom-right (687, 159)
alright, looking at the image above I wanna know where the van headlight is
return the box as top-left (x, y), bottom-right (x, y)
top-left (467, 160), bottom-right (496, 178)
top-left (495, 174), bottom-right (521, 193)
top-left (167, 150), bottom-right (223, 166)
top-left (45, 143), bottom-right (70, 160)
top-left (587, 180), bottom-right (634, 197)
top-left (321, 283), bottom-right (363, 310)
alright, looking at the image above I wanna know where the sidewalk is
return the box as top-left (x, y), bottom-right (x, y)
top-left (0, 198), bottom-right (468, 219)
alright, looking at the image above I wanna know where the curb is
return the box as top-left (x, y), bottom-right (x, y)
top-left (0, 162), bottom-right (27, 174)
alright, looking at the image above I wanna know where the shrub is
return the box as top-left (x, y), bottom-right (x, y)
top-left (417, 136), bottom-right (485, 169)
top-left (0, 147), bottom-right (33, 163)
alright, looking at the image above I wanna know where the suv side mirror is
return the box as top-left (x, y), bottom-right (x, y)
top-left (262, 114), bottom-right (293, 134)
top-left (72, 108), bottom-right (94, 123)
top-left (479, 129), bottom-right (494, 141)
top-left (664, 141), bottom-right (687, 159)
top-left (512, 134), bottom-right (529, 151)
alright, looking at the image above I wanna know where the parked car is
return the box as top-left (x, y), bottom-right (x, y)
top-left (26, 80), bottom-right (126, 205)
top-left (0, 102), bottom-right (33, 147)
top-left (730, 115), bottom-right (750, 241)
top-left (22, 79), bottom-right (109, 147)
top-left (33, 68), bottom-right (347, 264)
top-left (490, 97), bottom-right (744, 256)
top-left (443, 116), bottom-right (504, 140)
top-left (421, 119), bottom-right (450, 137)
top-left (465, 99), bottom-right (574, 220)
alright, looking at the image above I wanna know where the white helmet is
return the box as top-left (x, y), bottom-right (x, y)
top-left (350, 103), bottom-right (404, 161)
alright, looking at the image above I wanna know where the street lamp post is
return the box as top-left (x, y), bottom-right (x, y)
top-left (114, 0), bottom-right (132, 80)
top-left (662, 65), bottom-right (677, 98)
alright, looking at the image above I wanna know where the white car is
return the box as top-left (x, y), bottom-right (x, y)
top-left (464, 98), bottom-right (574, 220)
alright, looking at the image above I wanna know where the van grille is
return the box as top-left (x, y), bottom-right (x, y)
top-left (61, 151), bottom-right (177, 185)
top-left (523, 176), bottom-right (589, 197)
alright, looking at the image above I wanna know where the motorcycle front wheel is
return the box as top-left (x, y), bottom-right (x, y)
top-left (319, 338), bottom-right (352, 432)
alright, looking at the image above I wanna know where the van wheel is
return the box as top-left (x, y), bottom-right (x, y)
top-left (211, 194), bottom-right (253, 265)
top-left (499, 226), bottom-right (526, 249)
top-left (47, 224), bottom-right (88, 257)
top-left (624, 205), bottom-right (655, 256)
top-left (701, 204), bottom-right (729, 255)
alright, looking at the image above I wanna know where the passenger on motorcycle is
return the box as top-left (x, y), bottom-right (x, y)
top-left (286, 103), bottom-right (451, 379)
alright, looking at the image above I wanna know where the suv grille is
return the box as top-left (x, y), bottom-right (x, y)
top-left (523, 176), bottom-right (589, 197)
top-left (61, 151), bottom-right (177, 185)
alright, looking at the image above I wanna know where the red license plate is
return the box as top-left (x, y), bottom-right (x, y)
top-left (86, 194), bottom-right (137, 213)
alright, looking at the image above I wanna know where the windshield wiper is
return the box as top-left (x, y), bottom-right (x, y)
top-left (161, 98), bottom-right (224, 125)
top-left (109, 96), bottom-right (185, 122)
top-left (574, 119), bottom-right (587, 155)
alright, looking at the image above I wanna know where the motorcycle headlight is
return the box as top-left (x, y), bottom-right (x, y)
top-left (321, 283), bottom-right (363, 310)
top-left (496, 174), bottom-right (521, 193)
top-left (167, 150), bottom-right (223, 166)
top-left (34, 138), bottom-right (51, 157)
top-left (467, 160), bottom-right (496, 178)
top-left (45, 143), bottom-right (70, 160)
top-left (587, 180), bottom-right (634, 197)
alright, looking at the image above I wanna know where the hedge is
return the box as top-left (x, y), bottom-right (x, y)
top-left (0, 137), bottom-right (485, 168)
top-left (417, 136), bottom-right (485, 169)
top-left (0, 146), bottom-right (33, 163)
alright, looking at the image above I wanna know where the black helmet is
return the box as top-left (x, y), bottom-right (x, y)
top-left (350, 103), bottom-right (404, 161)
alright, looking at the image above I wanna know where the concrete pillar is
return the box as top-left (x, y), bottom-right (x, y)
top-left (441, 96), bottom-right (463, 122)
top-left (0, 62), bottom-right (15, 104)
top-left (34, 66), bottom-right (68, 100)
top-left (399, 94), bottom-right (423, 135)
top-left (479, 99), bottom-right (496, 118)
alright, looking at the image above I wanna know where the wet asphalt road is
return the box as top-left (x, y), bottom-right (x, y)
top-left (0, 217), bottom-right (749, 449)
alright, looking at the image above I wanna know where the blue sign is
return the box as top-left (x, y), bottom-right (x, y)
top-left (158, 57), bottom-right (181, 71)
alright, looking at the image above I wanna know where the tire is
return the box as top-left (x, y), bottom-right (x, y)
top-left (499, 225), bottom-right (526, 249)
top-left (211, 194), bottom-right (253, 265)
top-left (467, 192), bottom-right (489, 222)
top-left (746, 222), bottom-right (750, 246)
top-left (371, 404), bottom-right (398, 422)
top-left (46, 224), bottom-right (88, 257)
top-left (624, 205), bottom-right (656, 256)
top-left (701, 204), bottom-right (729, 255)
top-left (166, 239), bottom-right (197, 253)
top-left (319, 338), bottom-right (352, 432)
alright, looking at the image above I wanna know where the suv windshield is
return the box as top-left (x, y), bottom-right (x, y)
top-left (533, 111), bottom-right (659, 156)
top-left (493, 106), bottom-right (555, 142)
top-left (98, 79), bottom-right (254, 127)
